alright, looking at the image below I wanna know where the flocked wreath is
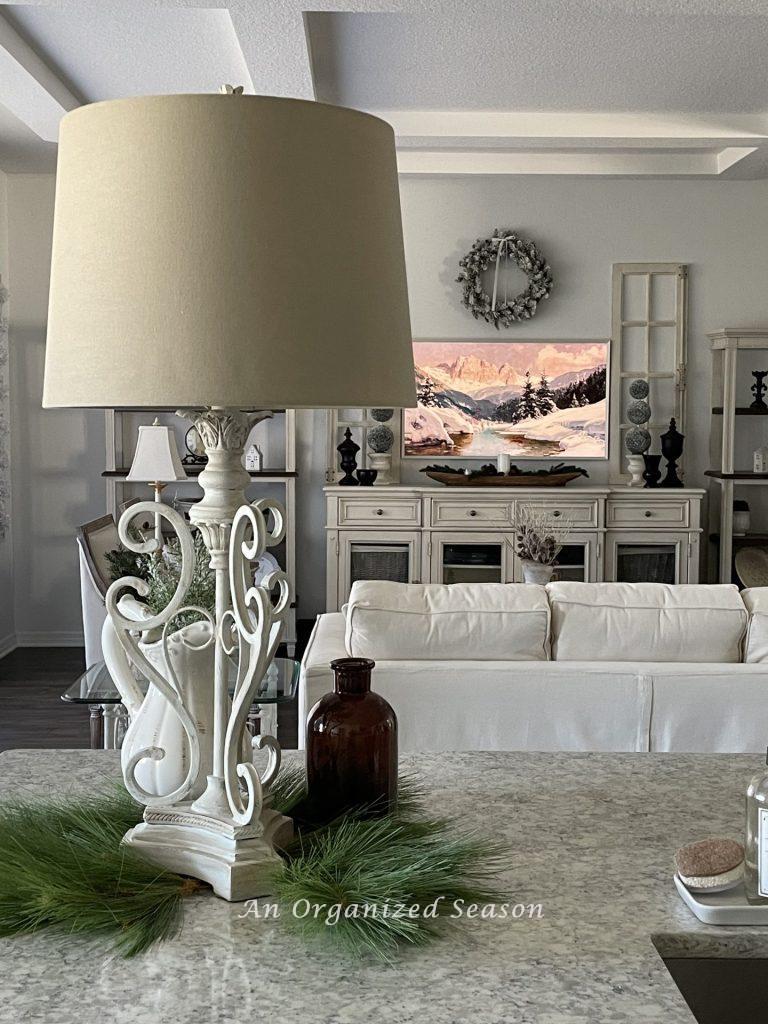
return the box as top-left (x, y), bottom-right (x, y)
top-left (456, 228), bottom-right (553, 328)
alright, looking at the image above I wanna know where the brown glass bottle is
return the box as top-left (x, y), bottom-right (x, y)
top-left (305, 658), bottom-right (397, 825)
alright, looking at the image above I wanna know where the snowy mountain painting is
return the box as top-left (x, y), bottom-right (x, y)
top-left (403, 341), bottom-right (609, 459)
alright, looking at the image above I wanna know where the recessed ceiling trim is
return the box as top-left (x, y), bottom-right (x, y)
top-left (0, 10), bottom-right (80, 142)
top-left (397, 147), bottom-right (758, 177)
top-left (374, 109), bottom-right (768, 140)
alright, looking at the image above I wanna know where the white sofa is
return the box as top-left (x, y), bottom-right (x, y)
top-left (299, 581), bottom-right (768, 753)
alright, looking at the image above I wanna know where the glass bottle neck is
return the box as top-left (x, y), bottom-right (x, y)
top-left (331, 657), bottom-right (375, 694)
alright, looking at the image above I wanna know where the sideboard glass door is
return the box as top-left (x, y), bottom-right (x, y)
top-left (552, 535), bottom-right (599, 583)
top-left (606, 532), bottom-right (689, 584)
top-left (430, 534), bottom-right (508, 584)
top-left (338, 530), bottom-right (421, 605)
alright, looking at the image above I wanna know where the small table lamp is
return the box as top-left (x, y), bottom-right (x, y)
top-left (42, 93), bottom-right (415, 899)
top-left (126, 419), bottom-right (187, 546)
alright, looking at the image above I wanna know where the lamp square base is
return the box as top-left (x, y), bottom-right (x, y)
top-left (123, 808), bottom-right (293, 901)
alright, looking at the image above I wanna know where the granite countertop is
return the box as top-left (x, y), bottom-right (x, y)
top-left (0, 749), bottom-right (765, 1024)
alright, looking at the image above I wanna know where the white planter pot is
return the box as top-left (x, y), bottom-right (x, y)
top-left (103, 603), bottom-right (248, 801)
top-left (521, 560), bottom-right (555, 584)
top-left (127, 621), bottom-right (216, 799)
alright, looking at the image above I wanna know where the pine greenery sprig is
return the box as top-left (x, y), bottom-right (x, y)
top-left (0, 773), bottom-right (506, 962)
top-left (0, 788), bottom-right (200, 957)
top-left (106, 531), bottom-right (217, 630)
top-left (143, 532), bottom-right (216, 629)
top-left (273, 776), bottom-right (507, 962)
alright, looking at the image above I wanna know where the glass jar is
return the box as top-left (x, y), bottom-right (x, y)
top-left (745, 748), bottom-right (768, 904)
top-left (304, 657), bottom-right (397, 826)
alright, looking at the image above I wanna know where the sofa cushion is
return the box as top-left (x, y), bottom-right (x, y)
top-left (547, 582), bottom-right (747, 663)
top-left (742, 588), bottom-right (768, 662)
top-left (344, 580), bottom-right (550, 661)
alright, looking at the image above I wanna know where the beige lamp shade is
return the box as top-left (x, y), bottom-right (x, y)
top-left (126, 421), bottom-right (186, 483)
top-left (43, 94), bottom-right (415, 410)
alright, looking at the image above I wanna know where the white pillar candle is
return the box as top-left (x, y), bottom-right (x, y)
top-left (497, 453), bottom-right (511, 474)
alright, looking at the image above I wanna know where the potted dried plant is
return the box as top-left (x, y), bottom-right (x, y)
top-left (515, 505), bottom-right (573, 584)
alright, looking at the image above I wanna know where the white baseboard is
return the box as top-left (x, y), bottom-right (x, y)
top-left (0, 632), bottom-right (17, 659)
top-left (15, 631), bottom-right (84, 648)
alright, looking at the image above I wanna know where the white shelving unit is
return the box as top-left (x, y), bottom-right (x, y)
top-left (103, 408), bottom-right (297, 648)
top-left (708, 327), bottom-right (768, 585)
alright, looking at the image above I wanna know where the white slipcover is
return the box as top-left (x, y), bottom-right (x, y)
top-left (344, 580), bottom-right (550, 661)
top-left (647, 663), bottom-right (768, 752)
top-left (303, 613), bottom-right (647, 752)
top-left (546, 582), bottom-right (747, 663)
top-left (742, 588), bottom-right (768, 663)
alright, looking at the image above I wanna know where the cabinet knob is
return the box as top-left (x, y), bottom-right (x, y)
top-left (644, 510), bottom-right (652, 518)
top-left (469, 509), bottom-right (477, 517)
top-left (553, 510), bottom-right (561, 518)
top-left (375, 508), bottom-right (384, 516)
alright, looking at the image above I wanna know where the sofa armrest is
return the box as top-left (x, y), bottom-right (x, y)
top-left (298, 613), bottom-right (346, 749)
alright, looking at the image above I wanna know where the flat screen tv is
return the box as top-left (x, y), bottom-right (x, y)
top-left (403, 339), bottom-right (609, 460)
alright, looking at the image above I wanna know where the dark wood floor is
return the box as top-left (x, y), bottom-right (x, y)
top-left (0, 638), bottom-right (307, 753)
top-left (0, 647), bottom-right (90, 752)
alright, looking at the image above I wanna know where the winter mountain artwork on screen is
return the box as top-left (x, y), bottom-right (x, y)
top-left (403, 340), bottom-right (609, 459)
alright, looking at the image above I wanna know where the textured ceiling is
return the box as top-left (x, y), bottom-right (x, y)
top-left (2, 0), bottom-right (768, 176)
top-left (307, 8), bottom-right (768, 113)
top-left (3, 5), bottom-right (253, 103)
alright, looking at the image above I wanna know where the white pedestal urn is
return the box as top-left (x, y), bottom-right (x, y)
top-left (105, 409), bottom-right (294, 901)
top-left (368, 451), bottom-right (392, 486)
top-left (627, 454), bottom-right (645, 488)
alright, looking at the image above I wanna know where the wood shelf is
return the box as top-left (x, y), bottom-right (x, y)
top-left (710, 532), bottom-right (768, 546)
top-left (103, 469), bottom-right (298, 479)
top-left (711, 407), bottom-right (768, 416)
top-left (705, 470), bottom-right (768, 480)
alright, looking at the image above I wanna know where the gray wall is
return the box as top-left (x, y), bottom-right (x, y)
top-left (0, 170), bottom-right (12, 653)
top-left (5, 173), bottom-right (768, 637)
top-left (7, 175), bottom-right (103, 644)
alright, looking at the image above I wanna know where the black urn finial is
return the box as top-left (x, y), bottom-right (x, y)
top-left (337, 428), bottom-right (361, 486)
top-left (660, 418), bottom-right (684, 488)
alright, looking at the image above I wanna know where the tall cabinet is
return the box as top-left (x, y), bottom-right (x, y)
top-left (708, 327), bottom-right (768, 584)
top-left (325, 485), bottom-right (704, 610)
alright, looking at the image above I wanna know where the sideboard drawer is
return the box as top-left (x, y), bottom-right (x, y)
top-left (607, 499), bottom-right (689, 528)
top-left (431, 499), bottom-right (512, 527)
top-left (518, 499), bottom-right (600, 528)
top-left (338, 498), bottom-right (422, 527)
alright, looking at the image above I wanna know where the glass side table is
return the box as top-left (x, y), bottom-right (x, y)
top-left (62, 657), bottom-right (300, 750)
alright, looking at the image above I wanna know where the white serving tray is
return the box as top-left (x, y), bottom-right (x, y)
top-left (675, 873), bottom-right (768, 925)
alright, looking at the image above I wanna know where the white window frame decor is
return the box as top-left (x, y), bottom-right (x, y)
top-left (326, 409), bottom-right (402, 484)
top-left (610, 263), bottom-right (688, 481)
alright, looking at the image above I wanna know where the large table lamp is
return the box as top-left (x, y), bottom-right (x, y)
top-left (43, 93), bottom-right (415, 899)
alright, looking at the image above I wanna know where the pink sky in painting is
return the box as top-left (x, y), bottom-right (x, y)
top-left (413, 341), bottom-right (607, 378)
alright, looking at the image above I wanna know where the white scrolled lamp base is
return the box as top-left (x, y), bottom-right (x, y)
top-left (106, 407), bottom-right (294, 901)
top-left (627, 453), bottom-right (645, 487)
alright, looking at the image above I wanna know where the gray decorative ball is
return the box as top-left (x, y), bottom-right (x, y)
top-left (627, 400), bottom-right (651, 425)
top-left (370, 408), bottom-right (394, 422)
top-left (629, 379), bottom-right (650, 400)
top-left (625, 426), bottom-right (652, 454)
top-left (367, 424), bottom-right (394, 453)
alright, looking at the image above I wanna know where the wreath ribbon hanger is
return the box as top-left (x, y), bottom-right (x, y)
top-left (491, 234), bottom-right (515, 312)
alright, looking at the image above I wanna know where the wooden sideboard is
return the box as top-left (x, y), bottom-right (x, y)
top-left (325, 485), bottom-right (704, 611)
